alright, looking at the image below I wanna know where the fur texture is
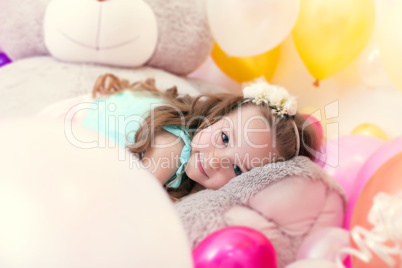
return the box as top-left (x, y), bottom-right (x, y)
top-left (0, 0), bottom-right (51, 60)
top-left (144, 0), bottom-right (213, 75)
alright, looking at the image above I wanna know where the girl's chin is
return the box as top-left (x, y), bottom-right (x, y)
top-left (186, 168), bottom-right (201, 184)
top-left (185, 157), bottom-right (199, 182)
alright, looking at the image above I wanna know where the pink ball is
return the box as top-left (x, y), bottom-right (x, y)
top-left (321, 135), bottom-right (384, 200)
top-left (192, 226), bottom-right (277, 268)
top-left (344, 136), bottom-right (402, 229)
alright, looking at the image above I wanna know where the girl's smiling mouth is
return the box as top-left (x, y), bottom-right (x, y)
top-left (197, 153), bottom-right (208, 177)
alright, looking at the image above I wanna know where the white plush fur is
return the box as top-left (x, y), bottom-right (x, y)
top-left (0, 0), bottom-right (51, 60)
top-left (144, 0), bottom-right (213, 75)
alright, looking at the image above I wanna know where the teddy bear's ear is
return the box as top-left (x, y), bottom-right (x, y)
top-left (206, 0), bottom-right (300, 57)
top-left (144, 0), bottom-right (214, 75)
top-left (0, 0), bottom-right (51, 60)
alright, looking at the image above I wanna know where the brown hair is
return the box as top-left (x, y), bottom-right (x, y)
top-left (92, 74), bottom-right (322, 199)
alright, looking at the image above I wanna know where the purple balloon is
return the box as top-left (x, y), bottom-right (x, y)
top-left (193, 226), bottom-right (277, 268)
top-left (344, 136), bottom-right (402, 229)
top-left (0, 52), bottom-right (12, 67)
top-left (321, 135), bottom-right (384, 199)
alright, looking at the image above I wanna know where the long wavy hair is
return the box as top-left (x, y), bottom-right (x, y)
top-left (92, 74), bottom-right (322, 199)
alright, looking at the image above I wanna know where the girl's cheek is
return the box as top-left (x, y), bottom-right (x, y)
top-left (197, 130), bottom-right (214, 150)
top-left (191, 132), bottom-right (203, 149)
top-left (203, 127), bottom-right (214, 144)
top-left (211, 172), bottom-right (229, 189)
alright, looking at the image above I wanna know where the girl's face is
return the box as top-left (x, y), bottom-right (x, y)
top-left (186, 106), bottom-right (277, 189)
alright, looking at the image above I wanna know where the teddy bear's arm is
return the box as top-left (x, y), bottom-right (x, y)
top-left (247, 177), bottom-right (334, 237)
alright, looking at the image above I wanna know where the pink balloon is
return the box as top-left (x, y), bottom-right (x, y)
top-left (344, 136), bottom-right (402, 229)
top-left (192, 226), bottom-right (277, 268)
top-left (321, 135), bottom-right (384, 199)
top-left (343, 256), bottom-right (352, 268)
top-left (296, 227), bottom-right (349, 262)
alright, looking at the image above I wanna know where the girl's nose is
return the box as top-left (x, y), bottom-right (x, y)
top-left (208, 156), bottom-right (221, 171)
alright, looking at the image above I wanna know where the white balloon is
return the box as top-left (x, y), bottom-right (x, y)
top-left (285, 259), bottom-right (338, 268)
top-left (207, 0), bottom-right (300, 57)
top-left (296, 227), bottom-right (349, 262)
top-left (379, 1), bottom-right (402, 91)
top-left (358, 45), bottom-right (391, 88)
top-left (357, 0), bottom-right (398, 88)
top-left (0, 118), bottom-right (193, 268)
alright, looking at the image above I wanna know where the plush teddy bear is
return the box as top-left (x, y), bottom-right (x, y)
top-left (175, 156), bottom-right (346, 268)
top-left (0, 0), bottom-right (213, 74)
top-left (0, 0), bottom-right (218, 117)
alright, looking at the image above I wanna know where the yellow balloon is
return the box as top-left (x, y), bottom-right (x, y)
top-left (351, 123), bottom-right (388, 141)
top-left (292, 0), bottom-right (375, 81)
top-left (211, 43), bottom-right (280, 83)
top-left (379, 2), bottom-right (402, 92)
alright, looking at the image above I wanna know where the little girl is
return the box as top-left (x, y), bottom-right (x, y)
top-left (81, 74), bottom-right (320, 199)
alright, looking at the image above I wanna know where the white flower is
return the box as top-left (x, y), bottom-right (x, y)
top-left (284, 97), bottom-right (298, 116)
top-left (253, 94), bottom-right (269, 105)
top-left (268, 86), bottom-right (289, 106)
top-left (242, 81), bottom-right (269, 98)
top-left (242, 80), bottom-right (297, 117)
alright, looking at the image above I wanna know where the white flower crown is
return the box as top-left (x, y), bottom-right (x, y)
top-left (242, 81), bottom-right (297, 117)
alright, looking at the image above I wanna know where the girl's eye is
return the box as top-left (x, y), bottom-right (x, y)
top-left (221, 132), bottom-right (229, 146)
top-left (233, 164), bottom-right (242, 176)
